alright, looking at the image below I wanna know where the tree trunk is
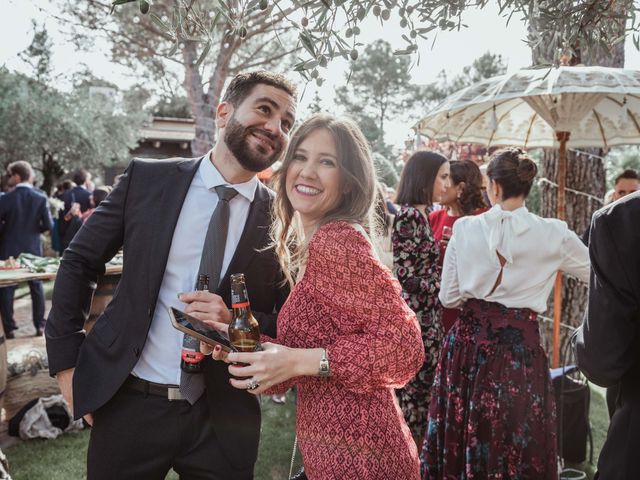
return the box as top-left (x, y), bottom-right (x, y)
top-left (531, 17), bottom-right (625, 360)
top-left (40, 150), bottom-right (63, 196)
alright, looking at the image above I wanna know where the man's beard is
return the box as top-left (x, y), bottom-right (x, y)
top-left (224, 115), bottom-right (284, 172)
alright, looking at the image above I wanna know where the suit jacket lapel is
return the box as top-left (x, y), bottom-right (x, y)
top-left (218, 182), bottom-right (271, 291)
top-left (147, 157), bottom-right (203, 303)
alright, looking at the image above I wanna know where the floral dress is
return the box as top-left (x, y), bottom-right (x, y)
top-left (392, 205), bottom-right (443, 440)
top-left (421, 300), bottom-right (558, 479)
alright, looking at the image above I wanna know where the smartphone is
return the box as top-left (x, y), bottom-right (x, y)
top-left (167, 306), bottom-right (237, 352)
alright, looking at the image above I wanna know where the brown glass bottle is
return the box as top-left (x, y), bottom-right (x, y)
top-left (180, 273), bottom-right (209, 373)
top-left (228, 273), bottom-right (262, 352)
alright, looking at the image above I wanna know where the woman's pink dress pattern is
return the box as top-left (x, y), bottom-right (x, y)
top-left (267, 221), bottom-right (424, 480)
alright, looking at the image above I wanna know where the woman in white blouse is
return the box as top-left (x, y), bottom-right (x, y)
top-left (420, 148), bottom-right (590, 480)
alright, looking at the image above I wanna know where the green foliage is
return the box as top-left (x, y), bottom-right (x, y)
top-left (18, 21), bottom-right (53, 83)
top-left (373, 152), bottom-right (399, 187)
top-left (334, 40), bottom-right (413, 156)
top-left (413, 52), bottom-right (507, 113)
top-left (151, 95), bottom-right (193, 118)
top-left (108, 0), bottom-right (639, 74)
top-left (0, 68), bottom-right (148, 194)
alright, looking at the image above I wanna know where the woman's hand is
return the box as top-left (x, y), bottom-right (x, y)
top-left (200, 342), bottom-right (230, 362)
top-left (227, 342), bottom-right (306, 395)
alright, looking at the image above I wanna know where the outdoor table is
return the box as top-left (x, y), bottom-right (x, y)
top-left (0, 264), bottom-right (123, 288)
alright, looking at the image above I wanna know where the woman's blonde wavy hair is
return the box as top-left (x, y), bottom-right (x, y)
top-left (269, 114), bottom-right (379, 288)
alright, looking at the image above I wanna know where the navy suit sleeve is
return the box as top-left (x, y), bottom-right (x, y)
top-left (39, 196), bottom-right (53, 233)
top-left (576, 206), bottom-right (640, 387)
top-left (46, 162), bottom-right (133, 375)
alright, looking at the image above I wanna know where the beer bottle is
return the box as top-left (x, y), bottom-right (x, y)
top-left (180, 273), bottom-right (209, 373)
top-left (228, 273), bottom-right (262, 352)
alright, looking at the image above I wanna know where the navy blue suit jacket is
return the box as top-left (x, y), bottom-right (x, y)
top-left (0, 185), bottom-right (53, 259)
top-left (61, 186), bottom-right (92, 213)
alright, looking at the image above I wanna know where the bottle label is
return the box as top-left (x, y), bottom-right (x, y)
top-left (182, 349), bottom-right (206, 363)
top-left (232, 301), bottom-right (250, 309)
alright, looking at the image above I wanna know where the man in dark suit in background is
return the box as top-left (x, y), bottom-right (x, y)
top-left (46, 71), bottom-right (296, 479)
top-left (575, 191), bottom-right (640, 480)
top-left (58, 169), bottom-right (93, 251)
top-left (0, 161), bottom-right (53, 338)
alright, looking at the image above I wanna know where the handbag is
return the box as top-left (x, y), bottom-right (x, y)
top-left (288, 435), bottom-right (308, 480)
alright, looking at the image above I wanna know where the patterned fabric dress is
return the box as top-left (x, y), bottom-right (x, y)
top-left (265, 221), bottom-right (424, 480)
top-left (392, 205), bottom-right (443, 440)
top-left (421, 299), bottom-right (558, 479)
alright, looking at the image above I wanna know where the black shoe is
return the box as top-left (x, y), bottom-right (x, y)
top-left (35, 327), bottom-right (44, 337)
top-left (5, 330), bottom-right (15, 339)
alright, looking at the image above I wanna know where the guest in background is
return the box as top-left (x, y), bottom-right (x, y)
top-left (575, 191), bottom-right (640, 480)
top-left (221, 114), bottom-right (424, 479)
top-left (60, 186), bottom-right (112, 250)
top-left (421, 147), bottom-right (590, 480)
top-left (429, 160), bottom-right (487, 332)
top-left (0, 161), bottom-right (53, 337)
top-left (392, 150), bottom-right (450, 444)
top-left (612, 168), bottom-right (639, 201)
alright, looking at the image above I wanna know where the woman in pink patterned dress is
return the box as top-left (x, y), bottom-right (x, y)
top-left (224, 114), bottom-right (424, 479)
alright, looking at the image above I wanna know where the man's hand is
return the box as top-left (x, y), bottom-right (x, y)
top-left (56, 368), bottom-right (94, 426)
top-left (178, 290), bottom-right (232, 334)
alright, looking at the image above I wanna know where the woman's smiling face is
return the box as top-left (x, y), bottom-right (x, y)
top-left (285, 128), bottom-right (342, 230)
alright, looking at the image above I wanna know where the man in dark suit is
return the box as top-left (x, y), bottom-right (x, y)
top-left (575, 191), bottom-right (640, 480)
top-left (0, 160), bottom-right (53, 337)
top-left (58, 169), bottom-right (93, 251)
top-left (46, 71), bottom-right (297, 479)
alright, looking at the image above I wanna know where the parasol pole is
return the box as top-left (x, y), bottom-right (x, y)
top-left (552, 131), bottom-right (571, 368)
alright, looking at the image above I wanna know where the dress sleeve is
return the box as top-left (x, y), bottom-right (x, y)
top-left (313, 224), bottom-right (424, 394)
top-left (439, 223), bottom-right (462, 308)
top-left (560, 225), bottom-right (590, 283)
top-left (392, 208), bottom-right (440, 295)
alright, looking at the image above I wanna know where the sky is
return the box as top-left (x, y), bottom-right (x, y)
top-left (3, 0), bottom-right (640, 149)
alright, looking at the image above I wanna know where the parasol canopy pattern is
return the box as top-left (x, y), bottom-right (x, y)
top-left (416, 66), bottom-right (640, 149)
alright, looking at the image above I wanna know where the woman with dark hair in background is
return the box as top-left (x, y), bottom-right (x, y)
top-left (421, 147), bottom-right (590, 480)
top-left (392, 150), bottom-right (450, 445)
top-left (429, 160), bottom-right (487, 332)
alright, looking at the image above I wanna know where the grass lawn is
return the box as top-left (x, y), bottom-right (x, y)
top-left (5, 386), bottom-right (608, 479)
top-left (5, 393), bottom-right (299, 480)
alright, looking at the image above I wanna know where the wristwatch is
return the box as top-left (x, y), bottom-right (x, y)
top-left (318, 348), bottom-right (330, 377)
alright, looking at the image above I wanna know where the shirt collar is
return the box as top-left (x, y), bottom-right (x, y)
top-left (16, 182), bottom-right (33, 189)
top-left (200, 149), bottom-right (258, 202)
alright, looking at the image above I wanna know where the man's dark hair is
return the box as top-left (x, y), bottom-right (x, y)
top-left (7, 161), bottom-right (33, 182)
top-left (72, 169), bottom-right (89, 186)
top-left (614, 169), bottom-right (639, 185)
top-left (395, 151), bottom-right (449, 206)
top-left (221, 71), bottom-right (297, 107)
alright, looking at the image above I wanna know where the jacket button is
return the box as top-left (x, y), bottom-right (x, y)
top-left (134, 347), bottom-right (141, 357)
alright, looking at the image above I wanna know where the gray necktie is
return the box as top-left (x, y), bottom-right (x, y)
top-left (180, 185), bottom-right (238, 404)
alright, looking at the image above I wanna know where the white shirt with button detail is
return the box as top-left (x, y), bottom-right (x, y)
top-left (132, 153), bottom-right (258, 385)
top-left (439, 204), bottom-right (590, 313)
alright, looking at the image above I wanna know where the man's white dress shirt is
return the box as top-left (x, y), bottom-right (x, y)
top-left (132, 154), bottom-right (258, 384)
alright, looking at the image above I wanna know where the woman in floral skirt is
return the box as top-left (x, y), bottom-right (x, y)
top-left (421, 148), bottom-right (590, 479)
top-left (393, 150), bottom-right (450, 444)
